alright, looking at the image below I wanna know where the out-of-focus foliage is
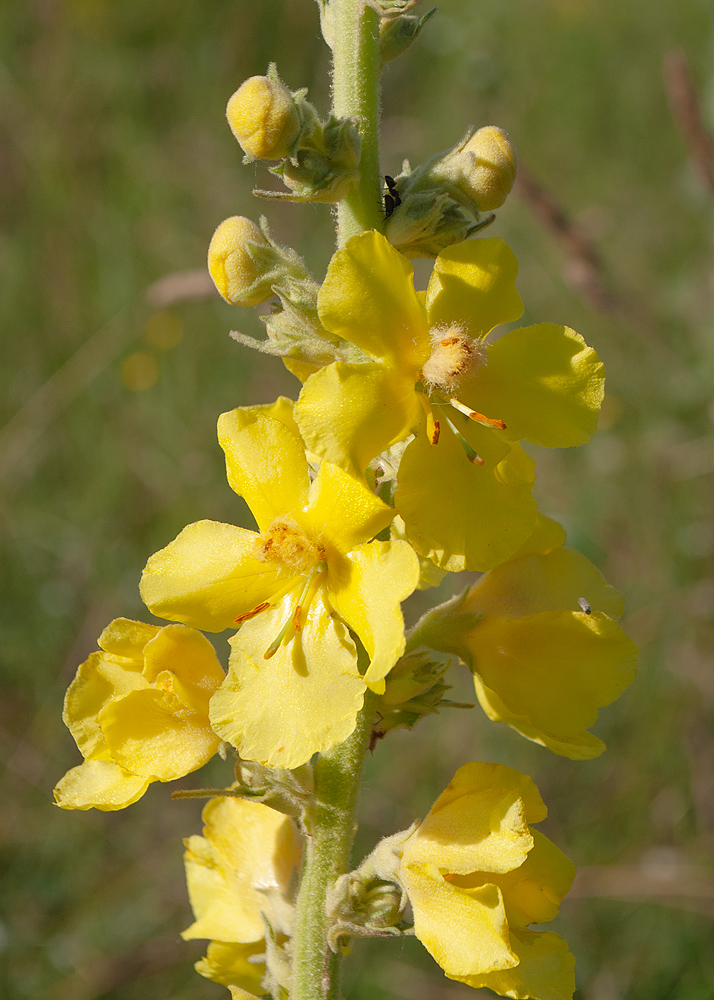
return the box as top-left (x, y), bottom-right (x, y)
top-left (1, 0), bottom-right (713, 998)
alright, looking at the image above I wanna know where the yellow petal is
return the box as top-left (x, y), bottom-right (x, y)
top-left (508, 514), bottom-right (566, 560)
top-left (217, 407), bottom-right (310, 531)
top-left (228, 988), bottom-right (265, 1000)
top-left (464, 324), bottom-right (604, 448)
top-left (183, 798), bottom-right (300, 944)
top-left (396, 415), bottom-right (537, 572)
top-left (97, 618), bottom-right (162, 658)
top-left (318, 230), bottom-right (428, 369)
top-left (195, 941), bottom-right (267, 994)
top-left (142, 624), bottom-right (225, 711)
top-left (401, 863), bottom-right (517, 977)
top-left (63, 645), bottom-right (149, 760)
top-left (300, 462), bottom-right (395, 555)
top-left (53, 760), bottom-right (150, 811)
top-left (98, 687), bottom-right (220, 780)
top-left (327, 540), bottom-right (420, 690)
top-left (140, 520), bottom-right (286, 633)
top-left (246, 394), bottom-right (302, 438)
top-left (403, 762), bottom-right (545, 875)
top-left (469, 611), bottom-right (638, 759)
top-left (209, 592), bottom-right (366, 769)
top-left (294, 362), bottom-right (420, 477)
top-left (425, 238), bottom-right (523, 338)
top-left (465, 547), bottom-right (626, 620)
top-left (450, 928), bottom-right (576, 1000)
top-left (202, 796), bottom-right (301, 902)
top-left (498, 831), bottom-right (575, 929)
top-left (182, 835), bottom-right (266, 943)
top-left (453, 830), bottom-right (575, 929)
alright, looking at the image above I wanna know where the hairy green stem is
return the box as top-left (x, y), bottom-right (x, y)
top-left (289, 7), bottom-right (384, 997)
top-left (291, 690), bottom-right (377, 1000)
top-left (331, 0), bottom-right (383, 243)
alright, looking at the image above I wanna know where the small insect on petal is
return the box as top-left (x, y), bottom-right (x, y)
top-left (577, 597), bottom-right (592, 614)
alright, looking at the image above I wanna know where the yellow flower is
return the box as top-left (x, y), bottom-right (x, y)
top-left (140, 398), bottom-right (420, 768)
top-left (53, 618), bottom-right (224, 811)
top-left (183, 796), bottom-right (301, 994)
top-left (417, 518), bottom-right (638, 759)
top-left (197, 942), bottom-right (267, 995)
top-left (375, 762), bottom-right (576, 1000)
top-left (294, 231), bottom-right (604, 571)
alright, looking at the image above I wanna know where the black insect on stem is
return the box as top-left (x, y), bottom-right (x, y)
top-left (383, 174), bottom-right (401, 218)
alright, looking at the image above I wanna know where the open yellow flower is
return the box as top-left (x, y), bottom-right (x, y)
top-left (294, 230), bottom-right (604, 571)
top-left (53, 618), bottom-right (224, 811)
top-left (373, 762), bottom-right (576, 1000)
top-left (183, 796), bottom-right (301, 994)
top-left (418, 518), bottom-right (638, 759)
top-left (140, 399), bottom-right (420, 768)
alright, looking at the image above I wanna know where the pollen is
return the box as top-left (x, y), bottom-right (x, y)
top-left (253, 517), bottom-right (324, 576)
top-left (422, 324), bottom-right (487, 394)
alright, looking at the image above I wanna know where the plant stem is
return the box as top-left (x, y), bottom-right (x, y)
top-left (331, 0), bottom-right (383, 243)
top-left (289, 8), bottom-right (383, 997)
top-left (290, 690), bottom-right (377, 1000)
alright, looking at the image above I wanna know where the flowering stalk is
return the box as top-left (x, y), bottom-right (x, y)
top-left (292, 4), bottom-right (384, 991)
top-left (291, 691), bottom-right (377, 1000)
top-left (54, 1), bottom-right (639, 998)
top-left (330, 0), bottom-right (383, 242)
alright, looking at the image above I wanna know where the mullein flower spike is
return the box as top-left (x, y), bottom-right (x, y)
top-left (55, 0), bottom-right (638, 996)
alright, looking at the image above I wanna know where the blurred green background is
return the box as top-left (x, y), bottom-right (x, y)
top-left (2, 0), bottom-right (714, 997)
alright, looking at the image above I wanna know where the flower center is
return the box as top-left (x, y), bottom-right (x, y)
top-left (422, 323), bottom-right (486, 394)
top-left (233, 518), bottom-right (328, 659)
top-left (253, 517), bottom-right (324, 576)
top-left (417, 324), bottom-right (506, 461)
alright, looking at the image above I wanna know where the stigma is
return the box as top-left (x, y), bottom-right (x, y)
top-left (253, 517), bottom-right (325, 576)
top-left (422, 323), bottom-right (487, 394)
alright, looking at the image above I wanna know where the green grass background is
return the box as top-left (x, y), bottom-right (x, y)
top-left (2, 0), bottom-right (714, 997)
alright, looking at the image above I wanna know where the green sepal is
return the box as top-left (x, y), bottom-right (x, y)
top-left (380, 8), bottom-right (436, 64)
top-left (405, 589), bottom-right (484, 665)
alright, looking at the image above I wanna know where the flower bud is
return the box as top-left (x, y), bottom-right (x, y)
top-left (207, 216), bottom-right (273, 307)
top-left (226, 70), bottom-right (301, 161)
top-left (380, 649), bottom-right (448, 706)
top-left (431, 126), bottom-right (517, 213)
top-left (379, 8), bottom-right (436, 64)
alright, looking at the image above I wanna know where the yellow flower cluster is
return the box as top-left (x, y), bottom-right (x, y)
top-left (183, 764), bottom-right (576, 999)
top-left (56, 218), bottom-right (637, 1000)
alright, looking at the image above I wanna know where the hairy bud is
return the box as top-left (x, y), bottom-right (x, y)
top-left (227, 67), bottom-right (301, 161)
top-left (429, 125), bottom-right (517, 213)
top-left (207, 216), bottom-right (274, 306)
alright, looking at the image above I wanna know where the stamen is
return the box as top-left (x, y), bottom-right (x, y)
top-left (264, 562), bottom-right (328, 659)
top-left (449, 397), bottom-right (506, 430)
top-left (416, 391), bottom-right (440, 445)
top-left (445, 417), bottom-right (484, 465)
top-left (234, 601), bottom-right (271, 625)
top-left (233, 577), bottom-right (304, 626)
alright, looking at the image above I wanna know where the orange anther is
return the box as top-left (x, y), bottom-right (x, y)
top-left (234, 601), bottom-right (270, 624)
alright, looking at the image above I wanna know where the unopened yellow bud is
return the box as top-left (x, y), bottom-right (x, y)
top-left (227, 73), bottom-right (301, 160)
top-left (208, 216), bottom-right (271, 306)
top-left (457, 126), bottom-right (517, 211)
